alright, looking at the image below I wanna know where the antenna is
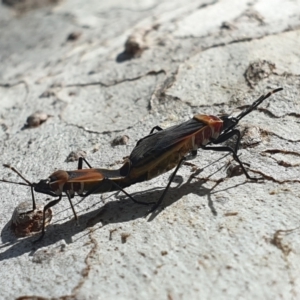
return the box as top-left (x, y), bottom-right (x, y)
top-left (236, 88), bottom-right (283, 121)
top-left (1, 164), bottom-right (33, 186)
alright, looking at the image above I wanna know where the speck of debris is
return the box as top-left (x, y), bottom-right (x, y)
top-left (32, 249), bottom-right (53, 264)
top-left (65, 150), bottom-right (87, 162)
top-left (23, 111), bottom-right (52, 129)
top-left (224, 212), bottom-right (238, 217)
top-left (39, 90), bottom-right (56, 98)
top-left (271, 229), bottom-right (294, 256)
top-left (226, 161), bottom-right (244, 177)
top-left (161, 251), bottom-right (168, 256)
top-left (0, 121), bottom-right (9, 139)
top-left (121, 232), bottom-right (130, 243)
top-left (124, 30), bottom-right (148, 58)
top-left (91, 144), bottom-right (100, 153)
top-left (67, 31), bottom-right (82, 41)
top-left (244, 9), bottom-right (265, 24)
top-left (111, 135), bottom-right (129, 146)
top-left (240, 126), bottom-right (262, 148)
top-left (11, 201), bottom-right (52, 237)
top-left (220, 21), bottom-right (236, 30)
top-left (245, 60), bottom-right (276, 88)
top-left (0, 121), bottom-right (8, 131)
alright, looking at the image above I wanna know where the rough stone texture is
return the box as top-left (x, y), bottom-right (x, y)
top-left (1, 0), bottom-right (300, 299)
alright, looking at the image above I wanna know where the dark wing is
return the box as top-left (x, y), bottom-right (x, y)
top-left (130, 118), bottom-right (206, 167)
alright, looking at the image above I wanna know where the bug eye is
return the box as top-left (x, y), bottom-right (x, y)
top-left (46, 176), bottom-right (57, 184)
top-left (49, 175), bottom-right (58, 183)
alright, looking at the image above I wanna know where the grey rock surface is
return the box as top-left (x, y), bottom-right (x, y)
top-left (1, 0), bottom-right (300, 299)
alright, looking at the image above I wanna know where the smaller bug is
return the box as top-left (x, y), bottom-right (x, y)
top-left (0, 158), bottom-right (154, 241)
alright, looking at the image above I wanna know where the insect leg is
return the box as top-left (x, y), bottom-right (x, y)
top-left (34, 195), bottom-right (62, 242)
top-left (30, 186), bottom-right (37, 210)
top-left (148, 156), bottom-right (186, 214)
top-left (81, 178), bottom-right (156, 205)
top-left (150, 126), bottom-right (163, 134)
top-left (211, 129), bottom-right (241, 153)
top-left (108, 179), bottom-right (156, 205)
top-left (78, 157), bottom-right (93, 169)
top-left (18, 186), bottom-right (37, 217)
top-left (65, 191), bottom-right (78, 223)
top-left (136, 126), bottom-right (164, 146)
top-left (202, 145), bottom-right (259, 180)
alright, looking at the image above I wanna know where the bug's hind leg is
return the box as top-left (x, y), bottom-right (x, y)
top-left (80, 178), bottom-right (156, 206)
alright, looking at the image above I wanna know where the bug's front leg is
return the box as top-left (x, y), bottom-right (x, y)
top-left (211, 129), bottom-right (241, 154)
top-left (206, 129), bottom-right (263, 180)
top-left (18, 186), bottom-right (37, 216)
top-left (202, 145), bottom-right (261, 180)
top-left (33, 195), bottom-right (63, 242)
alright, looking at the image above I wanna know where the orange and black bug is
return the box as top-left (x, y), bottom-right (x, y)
top-left (123, 88), bottom-right (283, 212)
top-left (1, 158), bottom-right (153, 240)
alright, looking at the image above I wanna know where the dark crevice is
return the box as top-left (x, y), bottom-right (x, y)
top-left (65, 70), bottom-right (166, 88)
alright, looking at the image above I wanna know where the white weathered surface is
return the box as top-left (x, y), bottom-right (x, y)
top-left (1, 1), bottom-right (300, 299)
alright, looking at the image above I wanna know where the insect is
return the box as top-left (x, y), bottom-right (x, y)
top-left (123, 88), bottom-right (283, 212)
top-left (1, 158), bottom-right (154, 240)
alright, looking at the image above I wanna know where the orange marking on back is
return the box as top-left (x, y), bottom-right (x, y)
top-left (193, 114), bottom-right (222, 125)
top-left (192, 114), bottom-right (224, 145)
top-left (67, 169), bottom-right (105, 183)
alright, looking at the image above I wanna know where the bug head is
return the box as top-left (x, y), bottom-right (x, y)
top-left (221, 88), bottom-right (283, 134)
top-left (34, 170), bottom-right (69, 197)
top-left (219, 115), bottom-right (239, 133)
top-left (33, 178), bottom-right (58, 197)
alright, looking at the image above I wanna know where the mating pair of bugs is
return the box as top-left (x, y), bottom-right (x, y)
top-left (1, 88), bottom-right (283, 240)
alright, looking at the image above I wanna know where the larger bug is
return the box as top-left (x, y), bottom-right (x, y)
top-left (122, 87), bottom-right (283, 212)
